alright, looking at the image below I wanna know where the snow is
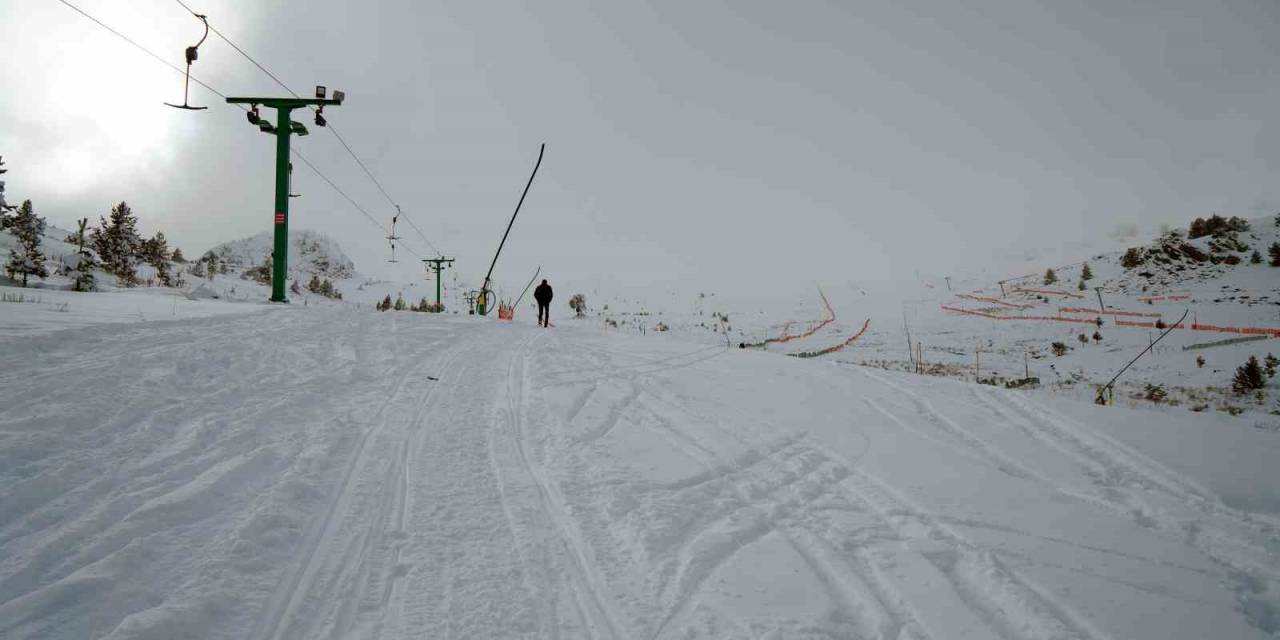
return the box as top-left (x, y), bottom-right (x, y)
top-left (205, 229), bottom-right (356, 280)
top-left (2, 284), bottom-right (1279, 639)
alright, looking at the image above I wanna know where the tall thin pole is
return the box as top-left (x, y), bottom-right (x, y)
top-left (479, 144), bottom-right (545, 314)
top-left (272, 108), bottom-right (292, 302)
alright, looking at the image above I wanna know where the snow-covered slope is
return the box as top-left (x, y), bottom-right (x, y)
top-left (1, 298), bottom-right (1278, 638)
top-left (580, 216), bottom-right (1280, 420)
top-left (204, 229), bottom-right (356, 281)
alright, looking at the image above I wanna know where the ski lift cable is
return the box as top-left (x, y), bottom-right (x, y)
top-left (55, 0), bottom-right (229, 101)
top-left (54, 0), bottom-right (426, 261)
top-left (172, 0), bottom-right (444, 256)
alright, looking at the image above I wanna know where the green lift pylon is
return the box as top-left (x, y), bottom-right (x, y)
top-left (422, 256), bottom-right (455, 310)
top-left (226, 87), bottom-right (344, 302)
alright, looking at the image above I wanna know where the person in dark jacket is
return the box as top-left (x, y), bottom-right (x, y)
top-left (533, 279), bottom-right (553, 327)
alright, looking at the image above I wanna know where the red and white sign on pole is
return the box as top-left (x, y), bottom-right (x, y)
top-left (274, 212), bottom-right (285, 225)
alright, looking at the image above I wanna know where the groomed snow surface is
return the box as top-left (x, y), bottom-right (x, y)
top-left (2, 292), bottom-right (1279, 639)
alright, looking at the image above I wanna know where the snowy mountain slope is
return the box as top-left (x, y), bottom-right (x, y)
top-left (1, 303), bottom-right (1278, 638)
top-left (204, 229), bottom-right (355, 281)
top-left (581, 216), bottom-right (1280, 420)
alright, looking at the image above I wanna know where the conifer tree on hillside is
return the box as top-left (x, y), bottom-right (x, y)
top-left (1080, 262), bottom-right (1093, 280)
top-left (244, 254), bottom-right (272, 285)
top-left (0, 155), bottom-right (13, 217)
top-left (4, 200), bottom-right (48, 287)
top-left (1120, 247), bottom-right (1142, 269)
top-left (1252, 250), bottom-right (1263, 264)
top-left (394, 293), bottom-right (406, 311)
top-left (171, 248), bottom-right (186, 263)
top-left (140, 232), bottom-right (173, 286)
top-left (1077, 279), bottom-right (1086, 291)
top-left (1232, 356), bottom-right (1266, 395)
top-left (1270, 242), bottom-right (1280, 267)
top-left (69, 217), bottom-right (96, 292)
top-left (379, 294), bottom-right (392, 311)
top-left (91, 202), bottom-right (141, 286)
top-left (1043, 268), bottom-right (1058, 285)
top-left (201, 251), bottom-right (218, 280)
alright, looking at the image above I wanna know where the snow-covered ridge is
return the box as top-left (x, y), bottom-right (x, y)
top-left (204, 229), bottom-right (355, 280)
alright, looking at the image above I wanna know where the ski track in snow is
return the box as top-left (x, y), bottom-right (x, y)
top-left (1, 308), bottom-right (1276, 639)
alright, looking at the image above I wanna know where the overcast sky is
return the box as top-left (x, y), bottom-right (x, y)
top-left (3, 0), bottom-right (1278, 300)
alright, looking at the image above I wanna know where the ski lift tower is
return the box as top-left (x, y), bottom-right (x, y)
top-left (226, 87), bottom-right (344, 302)
top-left (422, 256), bottom-right (455, 310)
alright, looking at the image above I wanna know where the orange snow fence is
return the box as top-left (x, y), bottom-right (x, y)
top-left (956, 293), bottom-right (1034, 309)
top-left (766, 287), bottom-right (836, 345)
top-left (1015, 287), bottom-right (1085, 299)
top-left (941, 305), bottom-right (1097, 324)
top-left (1059, 307), bottom-right (1161, 318)
top-left (1190, 324), bottom-right (1280, 337)
top-left (943, 305), bottom-right (1280, 337)
top-left (791, 319), bottom-right (871, 358)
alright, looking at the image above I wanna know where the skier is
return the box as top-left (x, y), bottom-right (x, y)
top-left (534, 279), bottom-right (553, 327)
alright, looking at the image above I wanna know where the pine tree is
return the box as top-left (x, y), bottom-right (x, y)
top-left (244, 254), bottom-right (272, 285)
top-left (1120, 247), bottom-right (1143, 269)
top-left (394, 293), bottom-right (406, 311)
top-left (1251, 250), bottom-right (1263, 264)
top-left (1232, 356), bottom-right (1265, 395)
top-left (70, 217), bottom-right (96, 292)
top-left (4, 200), bottom-right (48, 287)
top-left (201, 251), bottom-right (218, 280)
top-left (190, 260), bottom-right (205, 279)
top-left (171, 248), bottom-right (186, 263)
top-left (379, 294), bottom-right (392, 311)
top-left (91, 202), bottom-right (141, 287)
top-left (140, 232), bottom-right (172, 286)
top-left (1269, 242), bottom-right (1280, 267)
top-left (1264, 353), bottom-right (1278, 378)
top-left (1077, 279), bottom-right (1086, 291)
top-left (1043, 268), bottom-right (1058, 285)
top-left (0, 155), bottom-right (13, 216)
top-left (1080, 262), bottom-right (1093, 281)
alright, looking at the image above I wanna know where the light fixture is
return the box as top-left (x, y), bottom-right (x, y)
top-left (315, 85), bottom-right (327, 99)
top-left (332, 90), bottom-right (345, 104)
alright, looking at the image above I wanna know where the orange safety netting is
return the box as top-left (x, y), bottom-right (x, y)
top-left (792, 319), bottom-right (871, 358)
top-left (1058, 307), bottom-right (1161, 318)
top-left (497, 303), bottom-right (514, 320)
top-left (766, 288), bottom-right (836, 345)
top-left (942, 305), bottom-right (1098, 324)
top-left (1014, 287), bottom-right (1085, 299)
top-left (943, 305), bottom-right (1280, 337)
top-left (956, 293), bottom-right (1034, 309)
